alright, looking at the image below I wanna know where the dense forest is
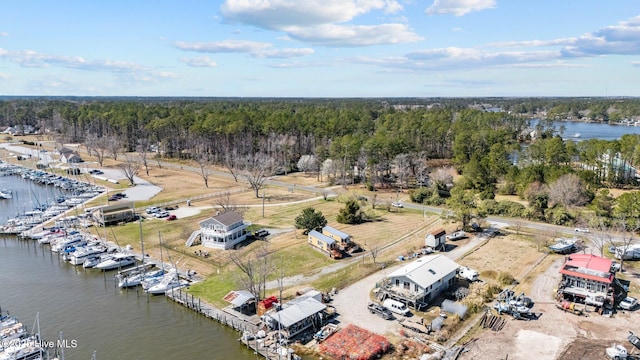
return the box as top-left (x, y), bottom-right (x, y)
top-left (2, 96), bottom-right (640, 228)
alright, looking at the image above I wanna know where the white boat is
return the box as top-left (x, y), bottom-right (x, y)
top-left (68, 245), bottom-right (107, 265)
top-left (0, 189), bottom-right (12, 199)
top-left (0, 335), bottom-right (45, 360)
top-left (573, 133), bottom-right (581, 138)
top-left (95, 253), bottom-right (137, 270)
top-left (50, 234), bottom-right (86, 253)
top-left (118, 268), bottom-right (165, 288)
top-left (145, 270), bottom-right (189, 295)
top-left (549, 237), bottom-right (578, 254)
top-left (83, 254), bottom-right (108, 268)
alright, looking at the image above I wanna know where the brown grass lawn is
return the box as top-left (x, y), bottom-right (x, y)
top-left (457, 234), bottom-right (543, 282)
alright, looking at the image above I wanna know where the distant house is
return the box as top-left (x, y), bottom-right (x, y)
top-left (308, 230), bottom-right (339, 257)
top-left (381, 254), bottom-right (460, 310)
top-left (557, 254), bottom-right (620, 307)
top-left (199, 211), bottom-right (250, 250)
top-left (425, 228), bottom-right (446, 250)
top-left (321, 225), bottom-right (352, 248)
top-left (59, 148), bottom-right (83, 163)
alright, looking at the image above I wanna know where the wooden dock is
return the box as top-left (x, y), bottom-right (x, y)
top-left (165, 289), bottom-right (297, 360)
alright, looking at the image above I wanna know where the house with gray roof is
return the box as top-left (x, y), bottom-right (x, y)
top-left (381, 254), bottom-right (460, 310)
top-left (199, 211), bottom-right (250, 250)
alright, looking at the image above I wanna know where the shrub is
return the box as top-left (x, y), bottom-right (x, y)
top-left (496, 272), bottom-right (516, 286)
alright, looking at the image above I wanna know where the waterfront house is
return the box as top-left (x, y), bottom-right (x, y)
top-left (380, 254), bottom-right (460, 310)
top-left (262, 296), bottom-right (326, 338)
top-left (425, 228), bottom-right (446, 250)
top-left (199, 211), bottom-right (250, 250)
top-left (557, 254), bottom-right (618, 307)
top-left (93, 202), bottom-right (135, 226)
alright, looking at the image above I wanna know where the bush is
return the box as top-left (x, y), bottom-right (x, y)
top-left (409, 187), bottom-right (433, 204)
top-left (496, 272), bottom-right (516, 286)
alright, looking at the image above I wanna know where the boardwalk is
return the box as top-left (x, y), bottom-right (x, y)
top-left (165, 289), bottom-right (298, 360)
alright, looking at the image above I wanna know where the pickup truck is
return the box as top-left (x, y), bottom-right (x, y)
top-left (367, 303), bottom-right (393, 320)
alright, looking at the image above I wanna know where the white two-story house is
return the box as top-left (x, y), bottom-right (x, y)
top-left (199, 211), bottom-right (250, 250)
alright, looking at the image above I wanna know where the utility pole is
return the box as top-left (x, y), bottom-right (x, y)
top-left (262, 191), bottom-right (265, 218)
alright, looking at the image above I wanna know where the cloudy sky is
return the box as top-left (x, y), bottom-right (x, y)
top-left (1, 0), bottom-right (639, 97)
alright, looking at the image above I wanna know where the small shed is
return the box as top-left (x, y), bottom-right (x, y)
top-left (223, 290), bottom-right (256, 314)
top-left (426, 228), bottom-right (446, 250)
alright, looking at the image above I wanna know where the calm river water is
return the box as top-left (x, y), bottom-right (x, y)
top-left (0, 176), bottom-right (254, 360)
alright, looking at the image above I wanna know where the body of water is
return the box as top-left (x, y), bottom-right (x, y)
top-left (0, 175), bottom-right (254, 360)
top-left (530, 119), bottom-right (640, 141)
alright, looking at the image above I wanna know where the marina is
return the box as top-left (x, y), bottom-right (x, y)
top-left (0, 164), bottom-right (257, 360)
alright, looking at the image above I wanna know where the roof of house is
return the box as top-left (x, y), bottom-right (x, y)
top-left (222, 290), bottom-right (255, 307)
top-left (560, 254), bottom-right (613, 284)
top-left (308, 230), bottom-right (336, 246)
top-left (267, 297), bottom-right (326, 328)
top-left (387, 254), bottom-right (460, 288)
top-left (199, 211), bottom-right (243, 227)
top-left (429, 228), bottom-right (446, 237)
top-left (322, 225), bottom-right (350, 240)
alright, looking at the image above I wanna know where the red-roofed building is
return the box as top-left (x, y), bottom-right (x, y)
top-left (557, 254), bottom-right (615, 307)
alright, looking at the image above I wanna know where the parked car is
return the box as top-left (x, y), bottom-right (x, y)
top-left (166, 214), bottom-right (177, 221)
top-left (146, 207), bottom-right (160, 214)
top-left (154, 211), bottom-right (170, 218)
top-left (367, 303), bottom-right (394, 320)
top-left (611, 262), bottom-right (621, 273)
top-left (391, 202), bottom-right (403, 208)
top-left (254, 229), bottom-right (269, 238)
top-left (574, 227), bottom-right (590, 233)
top-left (619, 297), bottom-right (638, 310)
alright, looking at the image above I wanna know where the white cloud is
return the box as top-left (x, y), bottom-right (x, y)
top-left (174, 40), bottom-right (271, 53)
top-left (0, 47), bottom-right (177, 84)
top-left (632, 61), bottom-right (640, 68)
top-left (0, 32), bottom-right (8, 37)
top-left (220, 0), bottom-right (420, 46)
top-left (180, 56), bottom-right (218, 67)
top-left (174, 40), bottom-right (314, 58)
top-left (254, 48), bottom-right (314, 58)
top-left (0, 72), bottom-right (8, 79)
top-left (284, 23), bottom-right (422, 47)
top-left (426, 0), bottom-right (496, 16)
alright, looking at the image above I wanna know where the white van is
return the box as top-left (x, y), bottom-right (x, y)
top-left (383, 299), bottom-right (410, 316)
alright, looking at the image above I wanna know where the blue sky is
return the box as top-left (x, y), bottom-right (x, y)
top-left (1, 0), bottom-right (639, 97)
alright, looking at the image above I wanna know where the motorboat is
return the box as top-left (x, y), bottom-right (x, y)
top-left (83, 254), bottom-right (106, 268)
top-left (0, 189), bottom-right (12, 199)
top-left (95, 253), bottom-right (137, 271)
top-left (68, 244), bottom-right (107, 266)
top-left (118, 268), bottom-right (165, 288)
top-left (50, 234), bottom-right (86, 253)
top-left (145, 270), bottom-right (189, 295)
top-left (549, 237), bottom-right (578, 254)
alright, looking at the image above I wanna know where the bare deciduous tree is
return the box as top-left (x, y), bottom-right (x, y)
top-left (107, 135), bottom-right (121, 161)
top-left (612, 218), bottom-right (638, 272)
top-left (119, 155), bottom-right (141, 186)
top-left (547, 173), bottom-right (589, 208)
top-left (136, 135), bottom-right (150, 176)
top-left (243, 152), bottom-right (275, 198)
top-left (590, 218), bottom-right (612, 257)
top-left (215, 191), bottom-right (248, 215)
top-left (369, 246), bottom-right (380, 264)
top-left (297, 155), bottom-right (317, 174)
top-left (229, 242), bottom-right (273, 302)
top-left (393, 153), bottom-right (412, 189)
top-left (224, 148), bottom-right (242, 183)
